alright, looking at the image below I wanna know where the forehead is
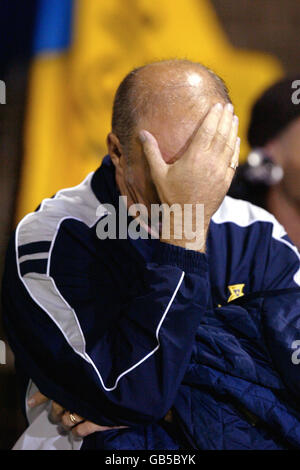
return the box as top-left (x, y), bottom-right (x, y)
top-left (145, 117), bottom-right (202, 162)
top-left (136, 95), bottom-right (216, 163)
top-left (129, 65), bottom-right (227, 162)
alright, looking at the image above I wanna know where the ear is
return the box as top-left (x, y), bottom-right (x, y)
top-left (107, 132), bottom-right (124, 169)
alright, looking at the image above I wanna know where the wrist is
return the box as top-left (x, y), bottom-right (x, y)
top-left (160, 235), bottom-right (207, 253)
top-left (153, 240), bottom-right (209, 274)
top-left (159, 209), bottom-right (209, 252)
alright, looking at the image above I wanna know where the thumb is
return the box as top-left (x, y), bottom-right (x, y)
top-left (139, 130), bottom-right (167, 177)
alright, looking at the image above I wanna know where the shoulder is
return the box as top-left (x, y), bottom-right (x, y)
top-left (212, 195), bottom-right (286, 239)
top-left (15, 172), bottom-right (108, 278)
top-left (211, 196), bottom-right (300, 288)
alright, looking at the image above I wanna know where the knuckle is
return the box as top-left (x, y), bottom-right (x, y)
top-left (201, 126), bottom-right (215, 138)
top-left (62, 413), bottom-right (70, 427)
top-left (143, 140), bottom-right (151, 151)
top-left (215, 130), bottom-right (227, 143)
top-left (225, 141), bottom-right (235, 154)
top-left (144, 141), bottom-right (155, 155)
top-left (72, 426), bottom-right (84, 438)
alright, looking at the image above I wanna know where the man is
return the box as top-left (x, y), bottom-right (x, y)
top-left (229, 77), bottom-right (300, 248)
top-left (2, 60), bottom-right (300, 450)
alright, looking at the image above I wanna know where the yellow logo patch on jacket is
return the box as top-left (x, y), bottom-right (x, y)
top-left (228, 284), bottom-right (245, 302)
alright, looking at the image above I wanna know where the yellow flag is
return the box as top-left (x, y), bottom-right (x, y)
top-left (16, 0), bottom-right (282, 221)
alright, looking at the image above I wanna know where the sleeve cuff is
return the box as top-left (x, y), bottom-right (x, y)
top-left (151, 241), bottom-right (208, 274)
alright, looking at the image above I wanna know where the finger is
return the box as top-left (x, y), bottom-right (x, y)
top-left (232, 136), bottom-right (241, 168)
top-left (224, 114), bottom-right (239, 164)
top-left (48, 401), bottom-right (65, 424)
top-left (27, 391), bottom-right (48, 409)
top-left (190, 102), bottom-right (223, 152)
top-left (72, 421), bottom-right (128, 438)
top-left (139, 130), bottom-right (167, 177)
top-left (211, 103), bottom-right (234, 154)
top-left (225, 137), bottom-right (240, 187)
top-left (61, 411), bottom-right (85, 431)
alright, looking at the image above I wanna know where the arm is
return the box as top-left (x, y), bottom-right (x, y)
top-left (2, 235), bottom-right (209, 427)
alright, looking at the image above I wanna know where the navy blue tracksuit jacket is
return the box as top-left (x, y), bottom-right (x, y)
top-left (2, 156), bottom-right (300, 449)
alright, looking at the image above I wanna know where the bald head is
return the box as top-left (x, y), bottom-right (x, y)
top-left (112, 59), bottom-right (231, 157)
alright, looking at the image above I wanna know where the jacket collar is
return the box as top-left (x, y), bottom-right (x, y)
top-left (91, 155), bottom-right (120, 208)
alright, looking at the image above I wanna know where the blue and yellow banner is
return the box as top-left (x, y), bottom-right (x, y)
top-left (17, 0), bottom-right (283, 221)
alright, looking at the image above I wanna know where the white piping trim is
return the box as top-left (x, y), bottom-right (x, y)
top-left (19, 252), bottom-right (49, 264)
top-left (85, 271), bottom-right (185, 391)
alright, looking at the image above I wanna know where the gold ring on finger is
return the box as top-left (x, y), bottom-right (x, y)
top-left (69, 412), bottom-right (80, 425)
